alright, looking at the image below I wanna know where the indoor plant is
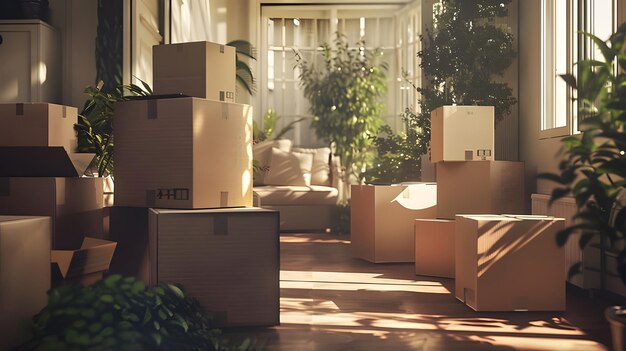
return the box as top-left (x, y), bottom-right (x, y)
top-left (539, 23), bottom-right (626, 351)
top-left (14, 275), bottom-right (257, 351)
top-left (295, 33), bottom-right (388, 203)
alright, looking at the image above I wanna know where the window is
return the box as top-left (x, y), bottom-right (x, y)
top-left (541, 0), bottom-right (616, 138)
top-left (395, 1), bottom-right (422, 127)
top-left (260, 5), bottom-right (400, 146)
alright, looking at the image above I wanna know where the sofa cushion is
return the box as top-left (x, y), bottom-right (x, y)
top-left (253, 139), bottom-right (292, 185)
top-left (254, 185), bottom-right (339, 206)
top-left (264, 148), bottom-right (314, 186)
top-left (292, 147), bottom-right (332, 186)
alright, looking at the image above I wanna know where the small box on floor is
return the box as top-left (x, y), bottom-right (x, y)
top-left (430, 105), bottom-right (494, 162)
top-left (109, 206), bottom-right (280, 327)
top-left (436, 160), bottom-right (525, 219)
top-left (414, 219), bottom-right (455, 278)
top-left (153, 41), bottom-right (236, 101)
top-left (0, 103), bottom-right (77, 154)
top-left (51, 237), bottom-right (117, 286)
top-left (0, 216), bottom-right (51, 350)
top-left (351, 183), bottom-right (437, 263)
top-left (114, 97), bottom-right (253, 209)
top-left (455, 214), bottom-right (565, 311)
top-left (0, 177), bottom-right (104, 249)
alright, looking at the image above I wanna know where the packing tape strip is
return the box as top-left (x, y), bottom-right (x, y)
top-left (62, 106), bottom-right (67, 118)
top-left (0, 178), bottom-right (9, 196)
top-left (213, 216), bottom-right (228, 236)
top-left (220, 45), bottom-right (225, 54)
top-left (147, 100), bottom-right (157, 119)
top-left (220, 191), bottom-right (229, 206)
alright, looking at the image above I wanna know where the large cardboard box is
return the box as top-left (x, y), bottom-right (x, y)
top-left (0, 216), bottom-right (51, 350)
top-left (109, 207), bottom-right (280, 327)
top-left (51, 237), bottom-right (117, 286)
top-left (415, 219), bottom-right (455, 278)
top-left (0, 177), bottom-right (104, 249)
top-left (430, 105), bottom-right (494, 162)
top-left (0, 103), bottom-right (77, 153)
top-left (455, 214), bottom-right (566, 311)
top-left (153, 41), bottom-right (236, 102)
top-left (114, 97), bottom-right (253, 209)
top-left (437, 160), bottom-right (525, 219)
top-left (351, 183), bottom-right (438, 263)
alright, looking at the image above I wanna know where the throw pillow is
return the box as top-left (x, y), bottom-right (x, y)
top-left (264, 148), bottom-right (314, 186)
top-left (292, 147), bottom-right (332, 186)
top-left (252, 139), bottom-right (292, 185)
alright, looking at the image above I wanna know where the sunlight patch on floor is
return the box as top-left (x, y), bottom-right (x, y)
top-left (280, 236), bottom-right (350, 244)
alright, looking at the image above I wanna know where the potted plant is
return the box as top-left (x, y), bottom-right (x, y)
top-left (295, 33), bottom-right (389, 203)
top-left (539, 23), bottom-right (626, 351)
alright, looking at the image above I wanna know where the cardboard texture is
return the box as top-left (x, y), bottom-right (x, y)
top-left (114, 97), bottom-right (253, 209)
top-left (436, 161), bottom-right (525, 219)
top-left (455, 214), bottom-right (566, 311)
top-left (0, 103), bottom-right (77, 153)
top-left (351, 183), bottom-right (438, 263)
top-left (0, 216), bottom-right (51, 350)
top-left (430, 106), bottom-right (494, 162)
top-left (109, 206), bottom-right (280, 327)
top-left (414, 219), bottom-right (455, 278)
top-left (51, 237), bottom-right (117, 286)
top-left (153, 41), bottom-right (236, 102)
top-left (0, 177), bottom-right (104, 249)
top-left (0, 147), bottom-right (94, 177)
top-left (420, 153), bottom-right (436, 182)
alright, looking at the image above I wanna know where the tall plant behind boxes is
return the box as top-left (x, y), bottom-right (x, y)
top-left (295, 33), bottom-right (388, 203)
top-left (365, 0), bottom-right (516, 183)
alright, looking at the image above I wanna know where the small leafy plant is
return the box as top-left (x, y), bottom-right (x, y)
top-left (75, 80), bottom-right (152, 178)
top-left (15, 275), bottom-right (257, 351)
top-left (363, 107), bottom-right (429, 184)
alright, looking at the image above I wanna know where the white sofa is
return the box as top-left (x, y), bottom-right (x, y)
top-left (253, 139), bottom-right (341, 231)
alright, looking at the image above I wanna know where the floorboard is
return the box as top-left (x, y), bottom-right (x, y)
top-left (229, 233), bottom-right (617, 351)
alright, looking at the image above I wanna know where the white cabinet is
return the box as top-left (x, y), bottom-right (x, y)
top-left (0, 20), bottom-right (60, 103)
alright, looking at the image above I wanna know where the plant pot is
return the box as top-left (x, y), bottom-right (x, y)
top-left (19, 0), bottom-right (48, 21)
top-left (606, 306), bottom-right (626, 351)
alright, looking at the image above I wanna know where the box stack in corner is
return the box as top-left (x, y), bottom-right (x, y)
top-left (413, 105), bottom-right (566, 312)
top-left (109, 41), bottom-right (280, 328)
top-left (0, 103), bottom-right (112, 349)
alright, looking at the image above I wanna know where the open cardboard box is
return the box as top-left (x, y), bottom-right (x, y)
top-left (0, 146), bottom-right (95, 177)
top-left (51, 237), bottom-right (117, 286)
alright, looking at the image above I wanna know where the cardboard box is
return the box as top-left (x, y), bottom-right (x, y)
top-left (455, 214), bottom-right (566, 311)
top-left (51, 237), bottom-right (117, 286)
top-left (436, 160), bottom-right (525, 219)
top-left (430, 105), bottom-right (494, 162)
top-left (109, 207), bottom-right (280, 327)
top-left (153, 41), bottom-right (236, 102)
top-left (0, 103), bottom-right (77, 153)
top-left (415, 219), bottom-right (455, 278)
top-left (0, 177), bottom-right (104, 249)
top-left (114, 97), bottom-right (253, 209)
top-left (0, 216), bottom-right (51, 350)
top-left (0, 147), bottom-right (94, 177)
top-left (351, 183), bottom-right (438, 263)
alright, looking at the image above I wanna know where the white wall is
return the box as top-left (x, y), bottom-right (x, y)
top-left (49, 0), bottom-right (98, 109)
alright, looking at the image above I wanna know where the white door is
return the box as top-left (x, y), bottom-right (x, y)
top-left (124, 0), bottom-right (161, 88)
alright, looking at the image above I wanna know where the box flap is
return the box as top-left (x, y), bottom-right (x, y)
top-left (51, 237), bottom-right (117, 279)
top-left (0, 147), bottom-right (95, 177)
top-left (50, 250), bottom-right (75, 278)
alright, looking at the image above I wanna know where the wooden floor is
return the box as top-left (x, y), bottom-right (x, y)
top-left (233, 233), bottom-right (616, 351)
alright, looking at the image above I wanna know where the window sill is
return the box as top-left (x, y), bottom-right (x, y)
top-left (539, 126), bottom-right (570, 140)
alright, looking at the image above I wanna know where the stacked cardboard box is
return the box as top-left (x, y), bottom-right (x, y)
top-left (109, 41), bottom-right (279, 327)
top-left (0, 103), bottom-right (104, 249)
top-left (414, 106), bottom-right (525, 279)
